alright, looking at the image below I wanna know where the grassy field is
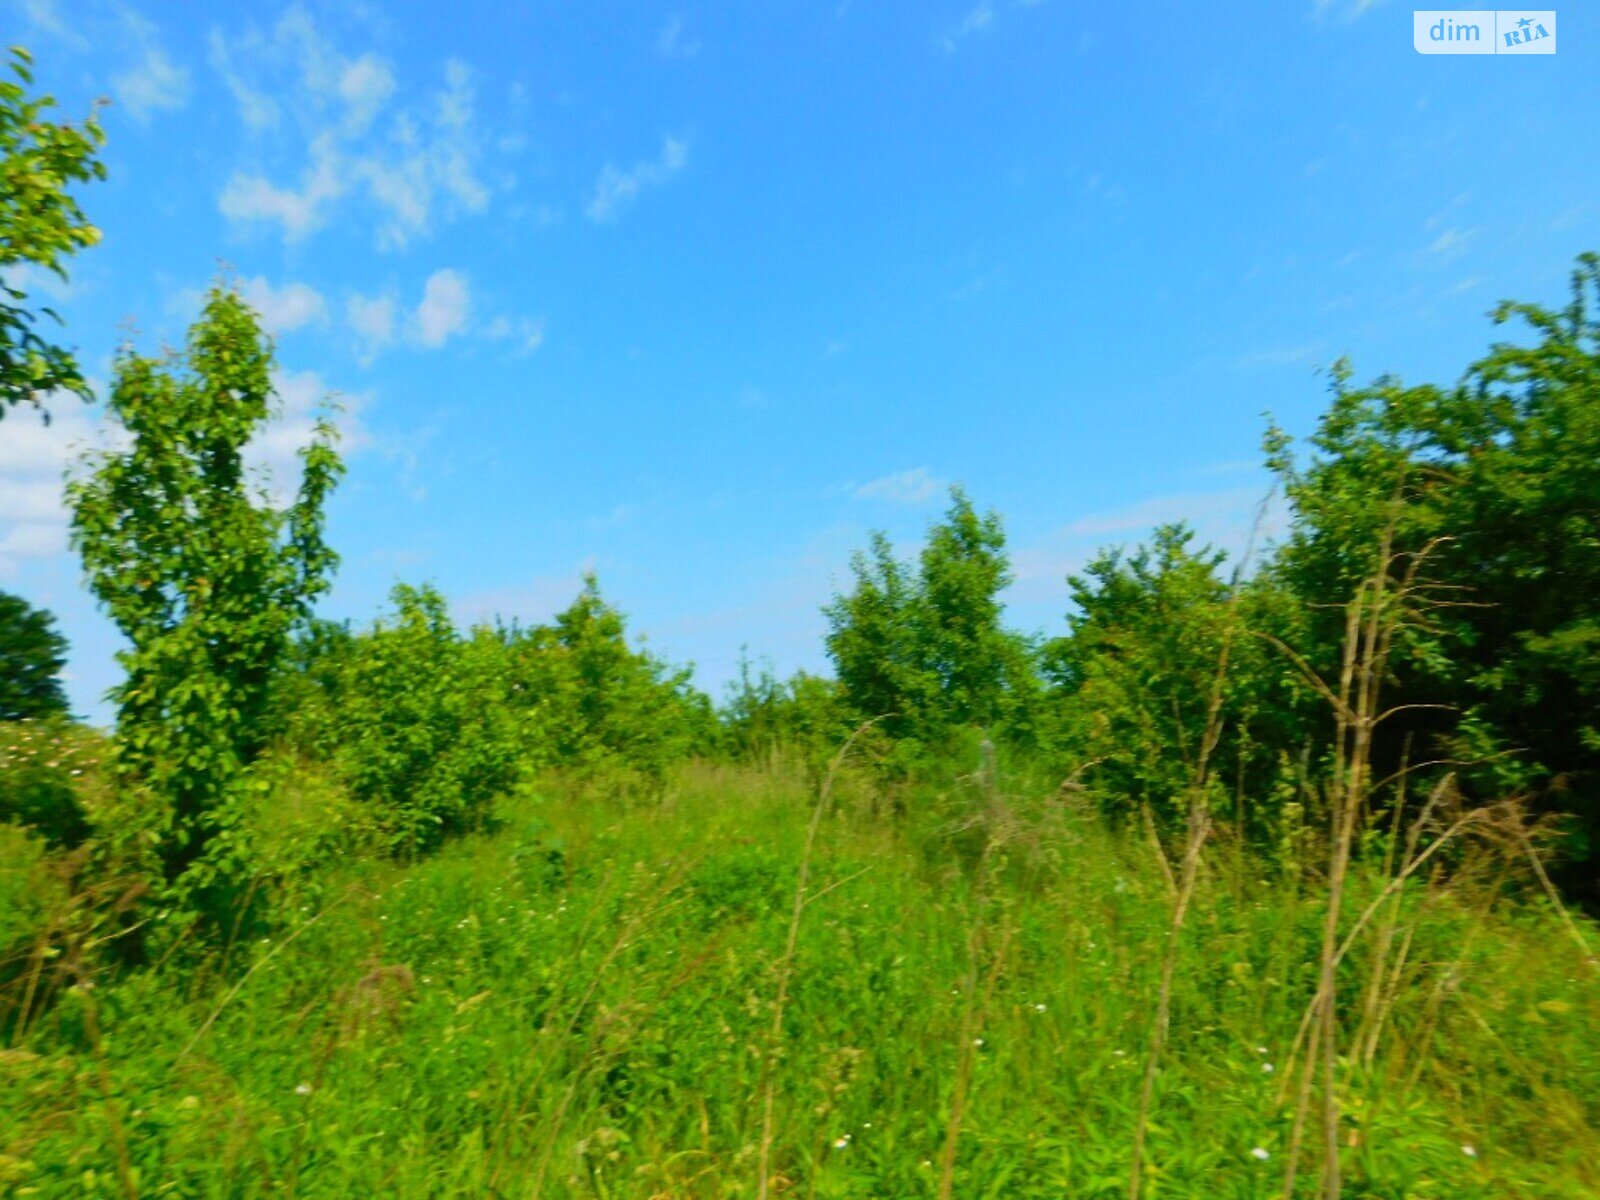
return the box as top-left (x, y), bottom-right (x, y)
top-left (3, 760), bottom-right (1598, 1198)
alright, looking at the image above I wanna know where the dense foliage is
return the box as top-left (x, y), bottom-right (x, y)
top-left (1, 42), bottom-right (1597, 1194)
top-left (0, 589), bottom-right (69, 721)
top-left (0, 46), bottom-right (104, 419)
top-left (69, 287), bottom-right (344, 906)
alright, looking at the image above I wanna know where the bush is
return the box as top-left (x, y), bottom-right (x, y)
top-left (0, 720), bottom-right (108, 848)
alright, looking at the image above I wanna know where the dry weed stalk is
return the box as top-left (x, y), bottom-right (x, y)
top-left (1262, 514), bottom-right (1451, 1200)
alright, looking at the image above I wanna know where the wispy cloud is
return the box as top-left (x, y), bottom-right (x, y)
top-left (346, 291), bottom-right (398, 357)
top-left (1425, 226), bottom-right (1479, 261)
top-left (213, 10), bottom-right (492, 248)
top-left (240, 275), bottom-right (328, 334)
top-left (655, 13), bottom-right (701, 59)
top-left (851, 467), bottom-right (949, 506)
top-left (943, 2), bottom-right (996, 51)
top-left (1311, 0), bottom-right (1390, 21)
top-left (586, 137), bottom-right (690, 222)
top-left (1232, 343), bottom-right (1321, 369)
top-left (484, 313), bottom-right (546, 355)
top-left (245, 367), bottom-right (371, 506)
top-left (113, 12), bottom-right (192, 121)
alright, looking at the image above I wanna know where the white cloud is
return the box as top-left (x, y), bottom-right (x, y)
top-left (220, 131), bottom-right (347, 242)
top-left (656, 13), bottom-right (701, 58)
top-left (852, 467), bottom-right (949, 506)
top-left (1426, 227), bottom-right (1479, 260)
top-left (586, 137), bottom-right (689, 222)
top-left (0, 393), bottom-right (120, 573)
top-left (244, 367), bottom-right (370, 505)
top-left (211, 13), bottom-right (492, 248)
top-left (338, 53), bottom-right (396, 133)
top-left (240, 276), bottom-right (328, 334)
top-left (413, 269), bottom-right (471, 348)
top-left (943, 2), bottom-right (996, 50)
top-left (0, 365), bottom-right (371, 574)
top-left (20, 0), bottom-right (87, 49)
top-left (484, 314), bottom-right (546, 355)
top-left (347, 291), bottom-right (398, 354)
top-left (113, 14), bottom-right (192, 121)
top-left (209, 28), bottom-right (279, 129)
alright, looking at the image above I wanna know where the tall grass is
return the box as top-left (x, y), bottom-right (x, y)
top-left (3, 756), bottom-right (1597, 1197)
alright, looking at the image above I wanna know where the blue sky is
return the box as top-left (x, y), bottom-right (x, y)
top-left (3, 0), bottom-right (1597, 723)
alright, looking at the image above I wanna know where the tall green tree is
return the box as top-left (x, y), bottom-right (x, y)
top-left (513, 574), bottom-right (716, 777)
top-left (0, 589), bottom-right (69, 720)
top-left (825, 488), bottom-right (1035, 746)
top-left (1272, 252), bottom-right (1600, 897)
top-left (69, 286), bottom-right (343, 889)
top-left (1, 47), bottom-right (105, 419)
top-left (1040, 525), bottom-right (1304, 827)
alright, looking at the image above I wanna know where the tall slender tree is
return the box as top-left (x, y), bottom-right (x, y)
top-left (69, 286), bottom-right (343, 888)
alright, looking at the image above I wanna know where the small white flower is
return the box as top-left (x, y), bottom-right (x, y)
top-left (294, 1082), bottom-right (313, 1096)
top-left (1462, 1144), bottom-right (1477, 1158)
top-left (1261, 1062), bottom-right (1274, 1073)
top-left (1256, 1046), bottom-right (1269, 1055)
top-left (1251, 1147), bottom-right (1270, 1161)
top-left (1034, 1003), bottom-right (1047, 1013)
top-left (973, 1037), bottom-right (985, 1047)
top-left (833, 1135), bottom-right (852, 1149)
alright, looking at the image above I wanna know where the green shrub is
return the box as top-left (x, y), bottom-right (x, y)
top-left (0, 720), bottom-right (107, 848)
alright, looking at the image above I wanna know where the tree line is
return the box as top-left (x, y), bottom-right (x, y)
top-left (3, 46), bottom-right (1598, 944)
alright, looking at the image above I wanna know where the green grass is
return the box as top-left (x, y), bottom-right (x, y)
top-left (3, 761), bottom-right (1598, 1198)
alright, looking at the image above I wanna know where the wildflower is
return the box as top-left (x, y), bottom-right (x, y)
top-left (294, 1082), bottom-right (313, 1096)
top-left (1462, 1144), bottom-right (1477, 1158)
top-left (1034, 1003), bottom-right (1047, 1013)
top-left (1261, 1062), bottom-right (1274, 1073)
top-left (1251, 1147), bottom-right (1270, 1161)
top-left (973, 1037), bottom-right (985, 1047)
top-left (833, 1135), bottom-right (851, 1149)
top-left (1256, 1046), bottom-right (1268, 1055)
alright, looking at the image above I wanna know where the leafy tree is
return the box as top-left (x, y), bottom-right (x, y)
top-left (720, 650), bottom-right (850, 769)
top-left (1, 47), bottom-right (105, 419)
top-left (1041, 525), bottom-right (1304, 828)
top-left (825, 488), bottom-right (1036, 749)
top-left (284, 584), bottom-right (520, 853)
top-left (0, 590), bottom-right (69, 720)
top-left (917, 488), bottom-right (1033, 730)
top-left (509, 574), bottom-right (716, 779)
top-left (1270, 253), bottom-right (1600, 896)
top-left (824, 531), bottom-right (932, 741)
top-left (69, 286), bottom-right (343, 891)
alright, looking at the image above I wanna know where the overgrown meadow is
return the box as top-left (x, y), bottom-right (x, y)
top-left (4, 42), bottom-right (1600, 1200)
top-left (6, 757), bottom-right (1598, 1198)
